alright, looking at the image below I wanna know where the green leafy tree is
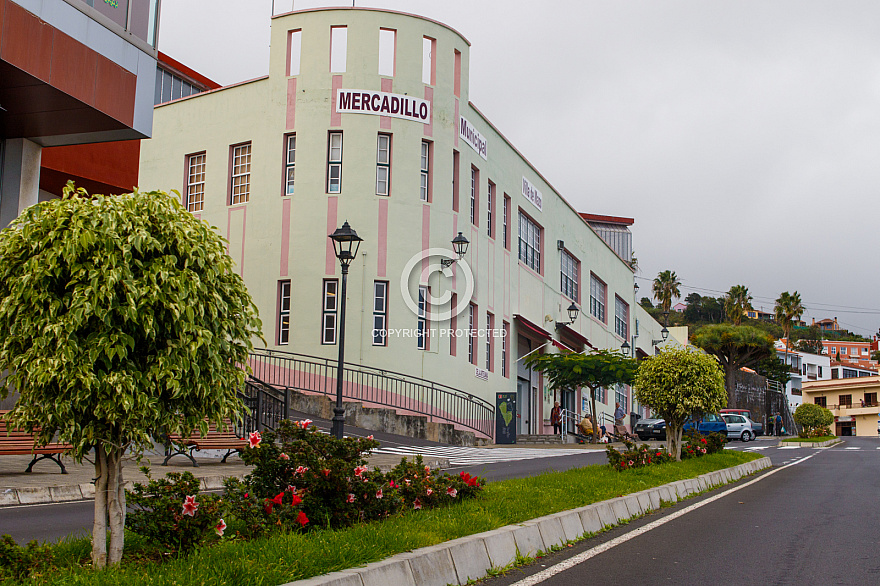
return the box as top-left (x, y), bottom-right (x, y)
top-left (793, 403), bottom-right (833, 436)
top-left (793, 325), bottom-right (823, 355)
top-left (690, 324), bottom-right (774, 403)
top-left (639, 297), bottom-right (654, 309)
top-left (723, 285), bottom-right (753, 326)
top-left (634, 347), bottom-right (727, 460)
top-left (0, 184), bottom-right (262, 567)
top-left (754, 352), bottom-right (792, 388)
top-left (682, 292), bottom-right (703, 323)
top-left (652, 270), bottom-right (681, 315)
top-left (775, 291), bottom-right (805, 359)
top-left (525, 349), bottom-right (638, 443)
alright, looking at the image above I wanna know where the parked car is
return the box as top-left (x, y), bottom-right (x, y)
top-left (634, 418), bottom-right (666, 441)
top-left (722, 413), bottom-right (755, 441)
top-left (720, 408), bottom-right (763, 436)
top-left (683, 413), bottom-right (728, 437)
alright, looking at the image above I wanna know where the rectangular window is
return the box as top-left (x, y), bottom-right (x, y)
top-left (487, 181), bottom-right (495, 238)
top-left (866, 392), bottom-right (877, 406)
top-left (230, 143), bottom-right (251, 205)
top-left (372, 281), bottom-right (388, 346)
top-left (560, 249), bottom-right (579, 302)
top-left (503, 194), bottom-right (511, 250)
top-left (287, 30), bottom-right (302, 76)
top-left (486, 312), bottom-right (494, 372)
top-left (185, 152), bottom-right (206, 212)
top-left (422, 37), bottom-right (435, 85)
top-left (322, 280), bottom-right (339, 345)
top-left (420, 141), bottom-right (431, 202)
top-left (417, 285), bottom-right (429, 350)
top-left (518, 211), bottom-right (542, 273)
top-left (284, 134), bottom-right (296, 196)
top-left (453, 49), bottom-right (461, 97)
top-left (840, 394), bottom-right (852, 406)
top-left (841, 347), bottom-right (848, 354)
top-left (615, 296), bottom-right (629, 339)
top-left (615, 384), bottom-right (628, 413)
top-left (327, 132), bottom-right (343, 193)
top-left (470, 166), bottom-right (479, 225)
top-left (278, 280), bottom-right (291, 345)
top-left (818, 366), bottom-right (823, 377)
top-left (815, 396), bottom-right (827, 407)
top-left (501, 320), bottom-right (510, 378)
top-left (468, 303), bottom-right (476, 365)
top-left (330, 26), bottom-right (347, 73)
top-left (378, 29), bottom-right (396, 77)
top-left (376, 133), bottom-right (391, 196)
top-left (590, 274), bottom-right (606, 323)
top-left (452, 150), bottom-right (460, 212)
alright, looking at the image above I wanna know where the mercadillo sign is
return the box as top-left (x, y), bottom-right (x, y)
top-left (336, 89), bottom-right (430, 123)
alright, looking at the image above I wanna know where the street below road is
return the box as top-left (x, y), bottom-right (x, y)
top-left (484, 436), bottom-right (880, 585)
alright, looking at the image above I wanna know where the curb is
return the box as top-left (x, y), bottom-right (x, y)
top-left (281, 456), bottom-right (773, 586)
top-left (779, 438), bottom-right (839, 448)
top-left (0, 458), bottom-right (451, 507)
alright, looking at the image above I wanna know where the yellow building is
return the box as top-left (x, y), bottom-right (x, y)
top-left (802, 377), bottom-right (880, 437)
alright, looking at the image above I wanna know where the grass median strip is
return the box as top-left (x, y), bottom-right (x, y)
top-left (10, 450), bottom-right (761, 586)
top-left (781, 436), bottom-right (836, 443)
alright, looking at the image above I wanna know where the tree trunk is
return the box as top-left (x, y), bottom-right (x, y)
top-left (91, 445), bottom-right (108, 569)
top-left (590, 388), bottom-right (599, 444)
top-left (107, 446), bottom-right (126, 566)
top-left (667, 425), bottom-right (684, 461)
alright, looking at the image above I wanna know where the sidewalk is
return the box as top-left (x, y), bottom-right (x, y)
top-left (0, 450), bottom-right (449, 507)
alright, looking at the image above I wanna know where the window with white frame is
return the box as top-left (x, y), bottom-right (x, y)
top-left (486, 312), bottom-right (494, 371)
top-left (841, 347), bottom-right (848, 354)
top-left (330, 26), bottom-right (347, 73)
top-left (420, 141), bottom-right (430, 201)
top-left (503, 194), bottom-right (510, 250)
top-left (470, 167), bottom-right (477, 225)
top-left (287, 30), bottom-right (302, 76)
top-left (487, 181), bottom-right (495, 238)
top-left (615, 384), bottom-right (628, 412)
top-left (373, 281), bottom-right (388, 346)
top-left (518, 212), bottom-right (541, 272)
top-left (376, 134), bottom-right (391, 196)
top-left (327, 132), bottom-right (342, 193)
top-left (590, 274), bottom-right (606, 322)
top-left (501, 321), bottom-right (509, 377)
top-left (417, 285), bottom-right (428, 350)
top-left (284, 134), bottom-right (295, 196)
top-left (615, 296), bottom-right (629, 339)
top-left (560, 250), bottom-right (578, 301)
top-left (278, 280), bottom-right (291, 345)
top-left (230, 143), bottom-right (251, 205)
top-left (185, 152), bottom-right (206, 212)
top-left (378, 29), bottom-right (395, 76)
top-left (422, 37), bottom-right (434, 84)
top-left (322, 280), bottom-right (338, 344)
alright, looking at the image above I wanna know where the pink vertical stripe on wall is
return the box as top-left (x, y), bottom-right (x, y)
top-left (326, 197), bottom-right (339, 275)
top-left (451, 213), bottom-right (458, 290)
top-left (423, 86), bottom-right (433, 136)
top-left (380, 78), bottom-right (392, 129)
top-left (488, 240), bottom-right (494, 311)
top-left (286, 78), bottom-right (297, 130)
top-left (377, 198), bottom-right (388, 277)
top-left (420, 204), bottom-right (431, 281)
top-left (454, 99), bottom-right (459, 147)
top-left (470, 226), bottom-right (478, 300)
top-left (280, 198), bottom-right (292, 277)
top-left (330, 75), bottom-right (343, 126)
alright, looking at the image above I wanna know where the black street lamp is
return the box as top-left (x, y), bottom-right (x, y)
top-left (652, 311), bottom-right (670, 346)
top-left (555, 302), bottom-right (579, 329)
top-left (441, 232), bottom-right (471, 268)
top-left (328, 220), bottom-right (363, 439)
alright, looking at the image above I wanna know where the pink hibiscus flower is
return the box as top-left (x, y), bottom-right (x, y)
top-left (215, 519), bottom-right (227, 537)
top-left (279, 453), bottom-right (290, 460)
top-left (297, 510), bottom-right (309, 526)
top-left (248, 431), bottom-right (262, 448)
top-left (347, 493), bottom-right (355, 503)
top-left (447, 487), bottom-right (457, 498)
top-left (413, 498), bottom-right (422, 510)
top-left (354, 465), bottom-right (368, 477)
top-left (295, 465), bottom-right (309, 476)
top-left (300, 419), bottom-right (313, 429)
top-left (426, 488), bottom-right (433, 496)
top-left (376, 489), bottom-right (384, 499)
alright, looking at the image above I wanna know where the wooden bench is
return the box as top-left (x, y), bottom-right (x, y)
top-left (162, 420), bottom-right (248, 467)
top-left (0, 410), bottom-right (73, 474)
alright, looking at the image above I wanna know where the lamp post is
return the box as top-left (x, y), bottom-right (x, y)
top-left (555, 302), bottom-right (580, 329)
top-left (652, 311), bottom-right (670, 346)
top-left (328, 220), bottom-right (363, 439)
top-left (441, 232), bottom-right (470, 267)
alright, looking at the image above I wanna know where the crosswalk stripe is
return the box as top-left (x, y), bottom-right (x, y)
top-left (370, 445), bottom-right (592, 466)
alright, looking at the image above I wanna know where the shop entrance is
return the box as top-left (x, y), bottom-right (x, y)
top-left (836, 421), bottom-right (854, 436)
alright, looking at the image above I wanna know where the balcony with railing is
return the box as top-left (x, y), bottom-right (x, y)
top-left (824, 401), bottom-right (880, 416)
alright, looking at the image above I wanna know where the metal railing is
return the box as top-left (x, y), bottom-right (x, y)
top-left (827, 401), bottom-right (879, 410)
top-left (236, 374), bottom-right (288, 436)
top-left (560, 408), bottom-right (614, 443)
top-left (248, 348), bottom-right (495, 438)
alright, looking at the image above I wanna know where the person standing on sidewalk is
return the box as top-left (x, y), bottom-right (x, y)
top-left (551, 402), bottom-right (562, 435)
top-left (775, 412), bottom-right (783, 436)
top-left (614, 402), bottom-right (626, 426)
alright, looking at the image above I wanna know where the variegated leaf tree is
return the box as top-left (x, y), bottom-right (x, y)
top-left (0, 184), bottom-right (262, 567)
top-left (634, 347), bottom-right (727, 460)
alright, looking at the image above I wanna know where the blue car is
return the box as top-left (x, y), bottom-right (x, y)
top-left (683, 413), bottom-right (728, 437)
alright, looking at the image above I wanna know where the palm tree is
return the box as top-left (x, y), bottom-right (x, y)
top-left (724, 285), bottom-right (753, 326)
top-left (775, 290), bottom-right (805, 359)
top-left (652, 270), bottom-right (681, 315)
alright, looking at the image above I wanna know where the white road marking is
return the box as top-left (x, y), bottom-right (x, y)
top-left (509, 453), bottom-right (817, 586)
top-left (844, 447), bottom-right (861, 450)
top-left (369, 445), bottom-right (592, 466)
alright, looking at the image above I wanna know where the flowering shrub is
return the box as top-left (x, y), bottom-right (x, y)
top-left (386, 455), bottom-right (484, 510)
top-left (126, 468), bottom-right (225, 555)
top-left (799, 425), bottom-right (832, 439)
top-left (0, 534), bottom-right (54, 580)
top-left (680, 431), bottom-right (725, 459)
top-left (606, 440), bottom-right (675, 471)
top-left (222, 478), bottom-right (311, 539)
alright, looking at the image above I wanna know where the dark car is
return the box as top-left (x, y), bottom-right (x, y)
top-left (634, 418), bottom-right (666, 441)
top-left (683, 413), bottom-right (728, 437)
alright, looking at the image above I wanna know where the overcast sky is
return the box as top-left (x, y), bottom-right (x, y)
top-left (159, 0), bottom-right (880, 337)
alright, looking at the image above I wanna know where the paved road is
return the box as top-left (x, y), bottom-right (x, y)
top-left (484, 436), bottom-right (880, 585)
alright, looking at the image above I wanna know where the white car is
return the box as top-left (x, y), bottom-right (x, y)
top-left (721, 414), bottom-right (754, 442)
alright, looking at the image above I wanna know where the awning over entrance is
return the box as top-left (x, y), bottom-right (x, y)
top-left (514, 314), bottom-right (574, 352)
top-left (558, 324), bottom-right (592, 349)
